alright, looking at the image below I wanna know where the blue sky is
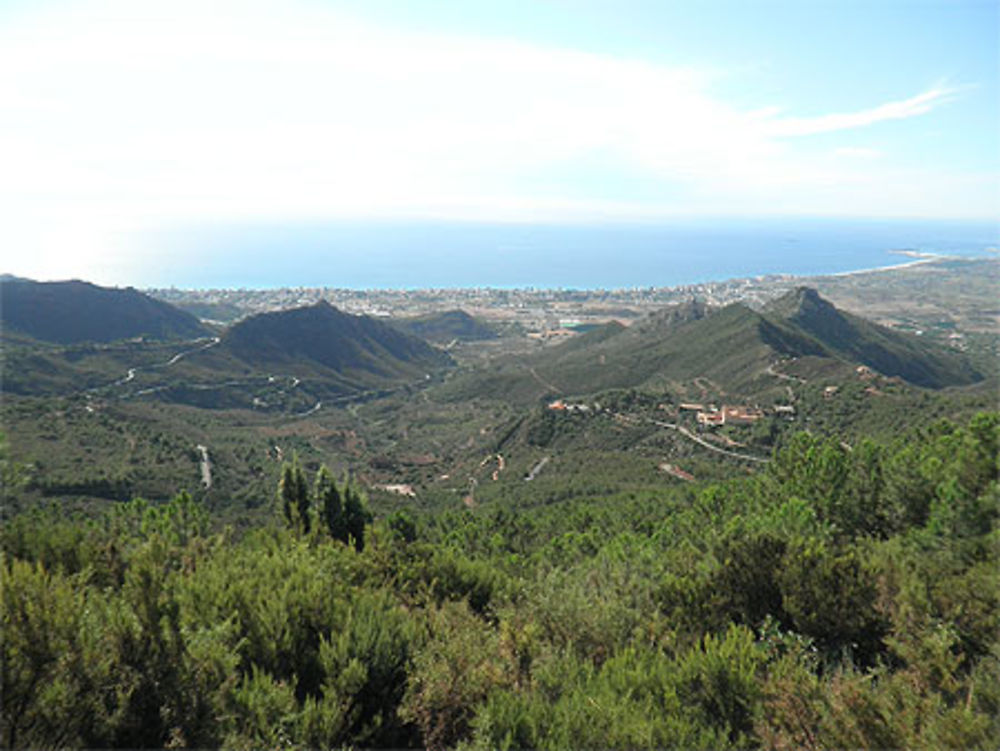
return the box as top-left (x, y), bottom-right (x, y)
top-left (0, 0), bottom-right (996, 283)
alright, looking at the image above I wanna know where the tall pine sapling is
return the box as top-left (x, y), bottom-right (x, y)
top-left (315, 465), bottom-right (347, 543)
top-left (343, 479), bottom-right (371, 553)
top-left (278, 457), bottom-right (309, 534)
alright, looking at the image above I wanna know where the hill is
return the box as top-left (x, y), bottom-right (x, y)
top-left (439, 289), bottom-right (983, 403)
top-left (0, 299), bottom-right (455, 406)
top-left (391, 309), bottom-right (497, 343)
top-left (1, 278), bottom-right (210, 344)
top-left (764, 287), bottom-right (983, 388)
top-left (627, 299), bottom-right (711, 335)
top-left (220, 301), bottom-right (452, 383)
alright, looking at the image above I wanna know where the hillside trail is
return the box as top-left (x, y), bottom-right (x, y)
top-left (693, 376), bottom-right (724, 399)
top-left (527, 366), bottom-right (562, 394)
top-left (293, 401), bottom-right (323, 418)
top-left (525, 456), bottom-right (550, 481)
top-left (766, 360), bottom-right (807, 384)
top-left (643, 416), bottom-right (771, 464)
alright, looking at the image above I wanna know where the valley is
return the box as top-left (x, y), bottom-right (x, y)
top-left (3, 257), bottom-right (996, 524)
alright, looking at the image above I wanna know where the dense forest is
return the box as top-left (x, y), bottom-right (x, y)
top-left (2, 412), bottom-right (997, 749)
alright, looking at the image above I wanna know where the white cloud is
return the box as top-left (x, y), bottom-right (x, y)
top-left (0, 0), bottom-right (986, 281)
top-left (764, 86), bottom-right (959, 137)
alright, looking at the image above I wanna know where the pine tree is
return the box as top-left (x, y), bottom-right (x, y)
top-left (297, 472), bottom-right (311, 536)
top-left (343, 480), bottom-right (371, 552)
top-left (315, 465), bottom-right (347, 543)
top-left (278, 457), bottom-right (309, 534)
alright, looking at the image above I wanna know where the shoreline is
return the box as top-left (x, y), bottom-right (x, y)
top-left (820, 256), bottom-right (942, 279)
top-left (141, 253), bottom-right (995, 295)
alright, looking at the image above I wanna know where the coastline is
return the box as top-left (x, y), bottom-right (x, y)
top-left (822, 256), bottom-right (942, 279)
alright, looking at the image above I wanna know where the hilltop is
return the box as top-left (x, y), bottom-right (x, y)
top-left (1, 278), bottom-right (210, 344)
top-left (764, 287), bottom-right (984, 388)
top-left (220, 300), bottom-right (452, 382)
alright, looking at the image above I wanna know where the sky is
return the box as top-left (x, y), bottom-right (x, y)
top-left (0, 0), bottom-right (997, 284)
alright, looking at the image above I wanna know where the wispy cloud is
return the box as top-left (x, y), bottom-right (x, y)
top-left (765, 86), bottom-right (959, 137)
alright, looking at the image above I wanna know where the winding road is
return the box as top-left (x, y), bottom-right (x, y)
top-left (95, 336), bottom-right (221, 395)
top-left (647, 418), bottom-right (770, 463)
top-left (164, 337), bottom-right (221, 366)
top-left (294, 400), bottom-right (323, 418)
top-left (115, 368), bottom-right (137, 386)
top-left (766, 360), bottom-right (807, 384)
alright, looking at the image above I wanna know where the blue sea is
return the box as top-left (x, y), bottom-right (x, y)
top-left (150, 217), bottom-right (998, 289)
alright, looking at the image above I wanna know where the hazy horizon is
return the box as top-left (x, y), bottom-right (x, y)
top-left (4, 216), bottom-right (995, 291)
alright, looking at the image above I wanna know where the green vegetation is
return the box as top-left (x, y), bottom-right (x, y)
top-left (1, 279), bottom-right (209, 344)
top-left (439, 288), bottom-right (983, 407)
top-left (3, 270), bottom-right (998, 748)
top-left (279, 459), bottom-right (370, 550)
top-left (765, 287), bottom-right (983, 388)
top-left (222, 300), bottom-right (452, 382)
top-left (3, 413), bottom-right (997, 749)
top-left (392, 310), bottom-right (499, 344)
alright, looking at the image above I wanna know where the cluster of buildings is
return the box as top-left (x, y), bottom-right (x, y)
top-left (694, 405), bottom-right (765, 427)
top-left (547, 399), bottom-right (595, 414)
top-left (678, 402), bottom-right (794, 427)
top-left (547, 397), bottom-right (796, 426)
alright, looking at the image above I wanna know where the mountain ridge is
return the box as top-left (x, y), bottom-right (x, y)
top-left (1, 278), bottom-right (210, 344)
top-left (439, 288), bottom-right (983, 403)
top-left (764, 287), bottom-right (983, 388)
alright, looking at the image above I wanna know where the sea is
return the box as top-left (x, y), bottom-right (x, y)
top-left (151, 217), bottom-right (998, 290)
